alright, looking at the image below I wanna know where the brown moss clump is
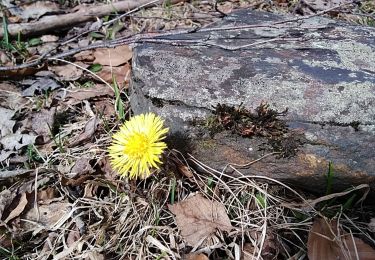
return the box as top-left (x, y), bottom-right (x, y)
top-left (209, 102), bottom-right (305, 157)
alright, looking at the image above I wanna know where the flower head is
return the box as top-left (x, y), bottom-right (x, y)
top-left (108, 113), bottom-right (169, 179)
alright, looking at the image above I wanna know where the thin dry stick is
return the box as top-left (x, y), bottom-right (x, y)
top-left (228, 152), bottom-right (280, 168)
top-left (61, 0), bottom-right (165, 45)
top-left (0, 0), bottom-right (186, 38)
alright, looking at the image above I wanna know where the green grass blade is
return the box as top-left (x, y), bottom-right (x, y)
top-left (170, 177), bottom-right (176, 204)
top-left (2, 16), bottom-right (9, 45)
top-left (255, 193), bottom-right (267, 209)
top-left (326, 161), bottom-right (334, 195)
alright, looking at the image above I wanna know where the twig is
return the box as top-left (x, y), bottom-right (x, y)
top-left (0, 0), bottom-right (186, 38)
top-left (228, 152), bottom-right (280, 168)
top-left (202, 36), bottom-right (304, 50)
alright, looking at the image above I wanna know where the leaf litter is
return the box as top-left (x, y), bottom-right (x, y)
top-left (169, 193), bottom-right (232, 247)
top-left (307, 217), bottom-right (375, 260)
top-left (0, 0), bottom-right (374, 259)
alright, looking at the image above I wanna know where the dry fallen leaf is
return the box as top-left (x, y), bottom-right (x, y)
top-left (0, 169), bottom-right (33, 179)
top-left (68, 117), bottom-right (98, 147)
top-left (19, 1), bottom-right (60, 20)
top-left (49, 64), bottom-right (83, 81)
top-left (0, 133), bottom-right (37, 162)
top-left (37, 187), bottom-right (56, 204)
top-left (217, 2), bottom-right (234, 14)
top-left (22, 201), bottom-right (72, 231)
top-left (0, 51), bottom-right (12, 65)
top-left (0, 82), bottom-right (29, 110)
top-left (21, 77), bottom-right (61, 97)
top-left (70, 157), bottom-right (94, 178)
top-left (177, 164), bottom-right (194, 178)
top-left (65, 85), bottom-right (114, 102)
top-left (66, 226), bottom-right (81, 247)
top-left (93, 99), bottom-right (116, 117)
top-left (97, 63), bottom-right (131, 85)
top-left (93, 45), bottom-right (132, 66)
top-left (31, 107), bottom-right (56, 141)
top-left (169, 193), bottom-right (232, 247)
top-left (0, 189), bottom-right (17, 220)
top-left (307, 217), bottom-right (375, 260)
top-left (1, 133), bottom-right (36, 151)
top-left (4, 193), bottom-right (29, 223)
top-left (74, 50), bottom-right (95, 62)
top-left (0, 107), bottom-right (15, 137)
top-left (61, 175), bottom-right (92, 187)
top-left (98, 157), bottom-right (118, 181)
top-left (41, 35), bottom-right (59, 43)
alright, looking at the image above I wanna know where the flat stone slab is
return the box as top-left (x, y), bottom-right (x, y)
top-left (130, 9), bottom-right (375, 194)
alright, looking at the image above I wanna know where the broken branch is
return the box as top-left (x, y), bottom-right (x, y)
top-left (0, 0), bottom-right (185, 38)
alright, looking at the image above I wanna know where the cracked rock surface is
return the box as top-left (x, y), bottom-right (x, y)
top-left (130, 9), bottom-right (375, 194)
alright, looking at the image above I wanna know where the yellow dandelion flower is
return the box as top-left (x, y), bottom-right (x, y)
top-left (108, 113), bottom-right (169, 179)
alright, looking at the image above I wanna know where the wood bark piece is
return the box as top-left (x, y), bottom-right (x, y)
top-left (0, 0), bottom-right (185, 37)
top-left (130, 9), bottom-right (375, 194)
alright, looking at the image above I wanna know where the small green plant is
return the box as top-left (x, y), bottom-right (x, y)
top-left (27, 37), bottom-right (42, 47)
top-left (47, 124), bottom-right (65, 153)
top-left (318, 162), bottom-right (363, 217)
top-left (206, 176), bottom-right (214, 195)
top-left (26, 144), bottom-right (43, 162)
top-left (0, 20), bottom-right (29, 58)
top-left (162, 0), bottom-right (173, 19)
top-left (326, 161), bottom-right (334, 195)
top-left (342, 193), bottom-right (357, 211)
top-left (98, 110), bottom-right (111, 133)
top-left (107, 20), bottom-right (123, 40)
top-left (81, 81), bottom-right (95, 88)
top-left (255, 193), bottom-right (267, 209)
top-left (88, 63), bottom-right (102, 73)
top-left (89, 31), bottom-right (105, 39)
top-left (1, 16), bottom-right (12, 52)
top-left (155, 251), bottom-right (167, 260)
top-left (239, 192), bottom-right (251, 205)
top-left (112, 75), bottom-right (125, 120)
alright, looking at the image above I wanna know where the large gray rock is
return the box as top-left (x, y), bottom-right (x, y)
top-left (130, 9), bottom-right (375, 194)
